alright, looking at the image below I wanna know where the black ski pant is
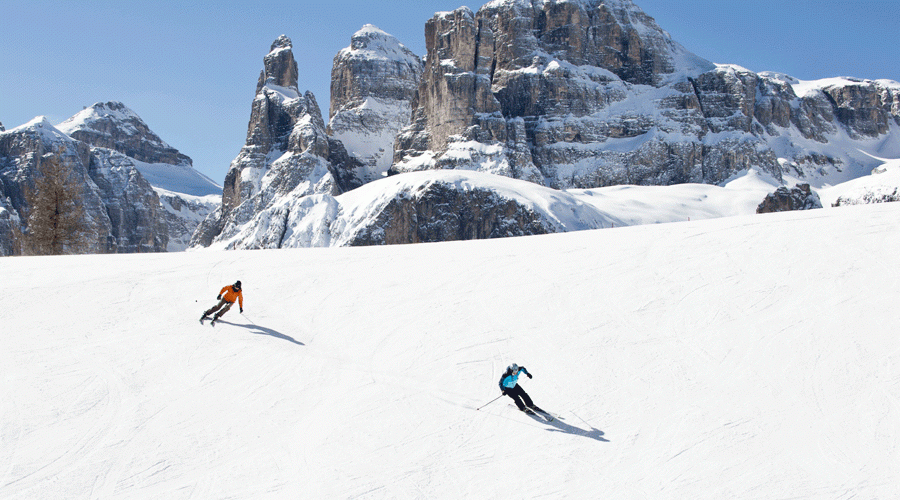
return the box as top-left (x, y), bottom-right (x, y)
top-left (204, 298), bottom-right (234, 319)
top-left (503, 384), bottom-right (534, 411)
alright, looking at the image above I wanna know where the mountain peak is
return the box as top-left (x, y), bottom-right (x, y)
top-left (56, 102), bottom-right (198, 174)
top-left (260, 35), bottom-right (299, 90)
top-left (6, 115), bottom-right (73, 144)
top-left (341, 25), bottom-right (420, 66)
top-left (57, 101), bottom-right (143, 136)
top-left (477, 0), bottom-right (713, 84)
top-left (270, 34), bottom-right (292, 52)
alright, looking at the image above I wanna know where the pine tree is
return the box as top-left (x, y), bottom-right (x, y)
top-left (23, 153), bottom-right (92, 255)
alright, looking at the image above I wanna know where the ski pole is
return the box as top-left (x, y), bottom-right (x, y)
top-left (476, 394), bottom-right (504, 411)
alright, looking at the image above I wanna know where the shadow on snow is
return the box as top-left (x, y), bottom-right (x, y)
top-left (527, 413), bottom-right (610, 442)
top-left (215, 320), bottom-right (305, 346)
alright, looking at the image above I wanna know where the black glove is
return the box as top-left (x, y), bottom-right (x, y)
top-left (240, 308), bottom-right (243, 313)
top-left (217, 294), bottom-right (222, 300)
top-left (501, 389), bottom-right (508, 395)
top-left (527, 373), bottom-right (533, 379)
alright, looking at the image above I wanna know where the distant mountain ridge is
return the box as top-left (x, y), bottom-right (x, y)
top-left (2, 0), bottom-right (898, 255)
top-left (191, 0), bottom-right (899, 251)
top-left (0, 104), bottom-right (219, 255)
top-left (57, 102), bottom-right (220, 197)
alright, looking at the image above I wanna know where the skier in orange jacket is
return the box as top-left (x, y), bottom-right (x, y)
top-left (200, 281), bottom-right (243, 325)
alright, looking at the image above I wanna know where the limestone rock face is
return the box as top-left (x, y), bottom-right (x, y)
top-left (757, 184), bottom-right (823, 213)
top-left (391, 0), bottom-right (899, 191)
top-left (392, 0), bottom-right (735, 188)
top-left (188, 1), bottom-right (900, 251)
top-left (58, 102), bottom-right (192, 168)
top-left (822, 79), bottom-right (899, 139)
top-left (328, 25), bottom-right (423, 182)
top-left (347, 182), bottom-right (549, 246)
top-left (192, 36), bottom-right (357, 248)
top-left (0, 117), bottom-right (169, 255)
top-left (56, 102), bottom-right (219, 251)
top-left (87, 148), bottom-right (168, 252)
top-left (257, 35), bottom-right (298, 93)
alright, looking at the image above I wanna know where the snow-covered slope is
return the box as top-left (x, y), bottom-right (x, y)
top-left (200, 155), bottom-right (900, 250)
top-left (3, 202), bottom-right (899, 499)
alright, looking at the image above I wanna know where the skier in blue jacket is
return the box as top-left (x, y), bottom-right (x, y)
top-left (498, 363), bottom-right (546, 415)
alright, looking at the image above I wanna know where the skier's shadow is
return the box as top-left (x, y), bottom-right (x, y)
top-left (216, 320), bottom-right (305, 346)
top-left (530, 414), bottom-right (609, 442)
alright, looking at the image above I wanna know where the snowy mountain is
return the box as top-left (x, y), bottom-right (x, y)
top-left (3, 201), bottom-right (899, 498)
top-left (190, 36), bottom-right (367, 249)
top-left (58, 102), bottom-right (220, 197)
top-left (328, 25), bottom-right (423, 182)
top-left (392, 0), bottom-right (900, 190)
top-left (0, 116), bottom-right (167, 254)
top-left (191, 0), bottom-right (900, 251)
top-left (0, 102), bottom-right (221, 254)
top-left (56, 102), bottom-right (221, 250)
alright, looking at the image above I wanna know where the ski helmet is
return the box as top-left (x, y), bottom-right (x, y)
top-left (234, 280), bottom-right (242, 290)
top-left (510, 363), bottom-right (519, 373)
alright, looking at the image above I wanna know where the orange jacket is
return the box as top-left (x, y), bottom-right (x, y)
top-left (219, 285), bottom-right (243, 308)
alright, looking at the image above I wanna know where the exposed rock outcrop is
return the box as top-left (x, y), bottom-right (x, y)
top-left (203, 170), bottom-right (615, 250)
top-left (821, 79), bottom-right (900, 139)
top-left (390, 0), bottom-right (899, 192)
top-left (87, 148), bottom-right (168, 252)
top-left (328, 25), bottom-right (423, 182)
top-left (191, 0), bottom-right (900, 251)
top-left (58, 102), bottom-right (192, 169)
top-left (56, 102), bottom-right (220, 251)
top-left (757, 184), bottom-right (823, 213)
top-left (392, 0), bottom-right (735, 188)
top-left (0, 117), bottom-right (168, 255)
top-left (347, 182), bottom-right (550, 245)
top-left (192, 36), bottom-right (361, 248)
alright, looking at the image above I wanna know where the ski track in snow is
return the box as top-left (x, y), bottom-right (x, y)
top-left (2, 203), bottom-right (900, 498)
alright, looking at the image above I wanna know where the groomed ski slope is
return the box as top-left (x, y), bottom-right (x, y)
top-left (3, 203), bottom-right (899, 499)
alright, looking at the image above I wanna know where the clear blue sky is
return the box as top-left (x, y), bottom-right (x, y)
top-left (2, 0), bottom-right (897, 185)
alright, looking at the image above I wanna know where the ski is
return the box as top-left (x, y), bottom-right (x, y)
top-left (511, 405), bottom-right (554, 422)
top-left (530, 407), bottom-right (554, 422)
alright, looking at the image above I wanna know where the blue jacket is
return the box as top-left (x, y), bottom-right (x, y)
top-left (499, 366), bottom-right (530, 391)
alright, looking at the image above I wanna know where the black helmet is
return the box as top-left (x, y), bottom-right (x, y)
top-left (234, 280), bottom-right (242, 290)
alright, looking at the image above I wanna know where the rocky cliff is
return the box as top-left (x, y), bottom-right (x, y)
top-left (328, 26), bottom-right (423, 183)
top-left (58, 102), bottom-right (221, 197)
top-left (0, 100), bottom-right (227, 255)
top-left (190, 0), bottom-right (899, 251)
top-left (0, 117), bottom-right (166, 255)
top-left (191, 36), bottom-right (364, 248)
top-left (59, 102), bottom-right (192, 168)
top-left (86, 147), bottom-right (169, 251)
top-left (390, 0), bottom-right (899, 191)
top-left (57, 102), bottom-right (220, 251)
top-left (200, 169), bottom-right (614, 250)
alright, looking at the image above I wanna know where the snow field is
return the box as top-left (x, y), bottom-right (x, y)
top-left (2, 202), bottom-right (900, 498)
